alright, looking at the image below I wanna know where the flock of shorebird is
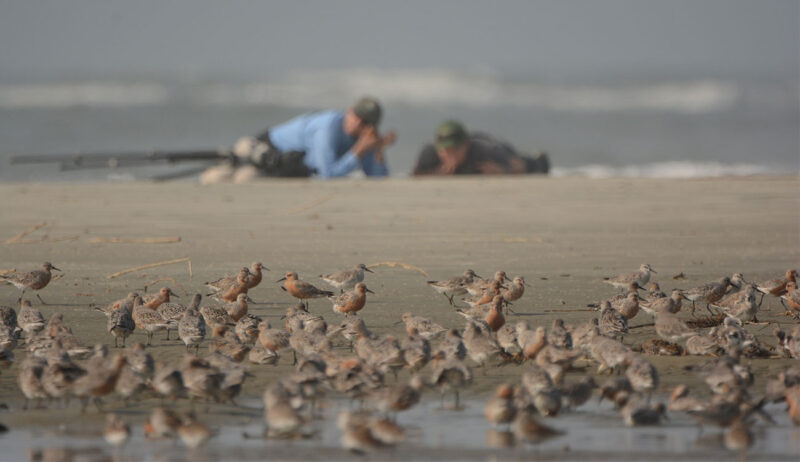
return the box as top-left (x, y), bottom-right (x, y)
top-left (0, 261), bottom-right (799, 455)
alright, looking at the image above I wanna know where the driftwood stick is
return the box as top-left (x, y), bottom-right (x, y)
top-left (629, 323), bottom-right (656, 330)
top-left (142, 277), bottom-right (189, 296)
top-left (367, 261), bottom-right (429, 277)
top-left (5, 222), bottom-right (47, 243)
top-left (543, 308), bottom-right (595, 313)
top-left (107, 257), bottom-right (191, 279)
top-left (90, 236), bottom-right (182, 244)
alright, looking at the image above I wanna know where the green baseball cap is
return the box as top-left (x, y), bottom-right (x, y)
top-left (352, 96), bottom-right (382, 127)
top-left (435, 119), bottom-right (468, 149)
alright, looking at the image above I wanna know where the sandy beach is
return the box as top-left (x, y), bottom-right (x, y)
top-left (0, 175), bottom-right (798, 460)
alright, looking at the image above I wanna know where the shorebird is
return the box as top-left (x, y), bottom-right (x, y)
top-left (367, 375), bottom-right (425, 416)
top-left (435, 329), bottom-right (467, 361)
top-left (107, 302), bottom-right (135, 348)
top-left (95, 292), bottom-right (139, 317)
top-left (70, 353), bottom-right (128, 411)
top-left (143, 287), bottom-right (178, 310)
top-left (682, 276), bottom-right (731, 315)
top-left (329, 282), bottom-right (374, 316)
top-left (456, 295), bottom-right (506, 331)
top-left (205, 262), bottom-right (267, 292)
top-left (639, 289), bottom-right (683, 317)
top-left (559, 376), bottom-right (598, 409)
top-left (501, 276), bottom-right (526, 303)
top-left (18, 300), bottom-right (45, 337)
top-left (598, 301), bottom-right (628, 339)
top-left (621, 398), bottom-right (667, 426)
top-left (200, 304), bottom-right (235, 330)
top-left (178, 307), bottom-right (206, 353)
top-left (257, 320), bottom-right (290, 359)
top-left (625, 356), bottom-right (659, 397)
top-left (427, 269), bottom-right (480, 305)
top-left (496, 323), bottom-right (520, 356)
top-left (613, 292), bottom-right (642, 320)
top-left (180, 355), bottom-right (224, 402)
top-left (646, 282), bottom-right (666, 300)
top-left (430, 350), bottom-right (473, 409)
top-left (547, 319), bottom-right (572, 350)
top-left (485, 384), bottom-right (517, 429)
top-left (18, 355), bottom-right (48, 409)
top-left (774, 326), bottom-right (800, 359)
top-left (462, 320), bottom-right (503, 368)
top-left (512, 408), bottom-right (564, 445)
top-left (144, 407), bottom-right (181, 439)
top-left (278, 271), bottom-right (334, 308)
top-left (157, 293), bottom-right (201, 340)
top-left (518, 323), bottom-right (547, 360)
top-left (755, 269), bottom-right (797, 306)
top-left (724, 417), bottom-right (753, 453)
top-left (400, 313), bottom-right (446, 340)
top-left (781, 281), bottom-right (800, 316)
top-left (589, 335), bottom-right (631, 375)
top-left (401, 328), bottom-right (431, 372)
top-left (338, 411), bottom-right (389, 453)
top-left (654, 312), bottom-right (696, 343)
top-left (722, 289), bottom-right (759, 325)
top-left (685, 332), bottom-right (723, 356)
top-left (603, 264), bottom-right (655, 290)
top-left (104, 413), bottom-right (130, 448)
top-left (151, 363), bottom-right (184, 401)
top-left (131, 296), bottom-right (175, 346)
top-left (177, 413), bottom-right (214, 449)
top-left (466, 270), bottom-right (509, 296)
top-left (234, 314), bottom-right (261, 344)
top-left (461, 280), bottom-right (505, 308)
top-left (320, 263), bottom-right (373, 292)
top-left (211, 268), bottom-right (250, 303)
top-left (218, 293), bottom-right (248, 322)
top-left (0, 262), bottom-right (60, 304)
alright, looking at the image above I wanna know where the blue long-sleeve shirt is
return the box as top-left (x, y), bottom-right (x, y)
top-left (267, 110), bottom-right (388, 179)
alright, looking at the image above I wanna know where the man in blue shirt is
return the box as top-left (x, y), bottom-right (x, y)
top-left (201, 97), bottom-right (395, 183)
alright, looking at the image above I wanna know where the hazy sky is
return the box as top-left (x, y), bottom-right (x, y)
top-left (0, 0), bottom-right (797, 82)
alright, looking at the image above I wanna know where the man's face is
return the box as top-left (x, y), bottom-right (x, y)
top-left (436, 141), bottom-right (469, 167)
top-left (343, 109), bottom-right (370, 136)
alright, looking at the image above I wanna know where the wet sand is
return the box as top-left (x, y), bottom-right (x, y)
top-left (0, 175), bottom-right (798, 460)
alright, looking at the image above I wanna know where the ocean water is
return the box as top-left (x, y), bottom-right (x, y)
top-left (1, 70), bottom-right (797, 182)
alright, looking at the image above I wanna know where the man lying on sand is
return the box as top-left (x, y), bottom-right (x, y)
top-left (201, 96), bottom-right (396, 183)
top-left (412, 120), bottom-right (549, 176)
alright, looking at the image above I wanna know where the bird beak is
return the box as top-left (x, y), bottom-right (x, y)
top-left (171, 292), bottom-right (180, 298)
top-left (365, 267), bottom-right (374, 273)
top-left (52, 266), bottom-right (62, 272)
top-left (366, 288), bottom-right (375, 294)
top-left (276, 277), bottom-right (286, 283)
top-left (393, 320), bottom-right (404, 326)
top-left (245, 296), bottom-right (256, 303)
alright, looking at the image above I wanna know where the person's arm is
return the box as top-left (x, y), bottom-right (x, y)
top-left (360, 150), bottom-right (389, 177)
top-left (309, 128), bottom-right (361, 179)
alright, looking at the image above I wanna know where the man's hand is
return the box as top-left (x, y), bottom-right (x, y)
top-left (352, 127), bottom-right (382, 158)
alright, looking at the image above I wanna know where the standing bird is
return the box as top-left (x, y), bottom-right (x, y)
top-left (178, 307), bottom-right (206, 353)
top-left (104, 413), bottom-right (131, 448)
top-left (329, 283), bottom-right (374, 316)
top-left (320, 263), bottom-right (373, 292)
top-left (682, 276), bottom-right (731, 316)
top-left (278, 272), bottom-right (334, 309)
top-left (755, 269), bottom-right (798, 306)
top-left (598, 301), bottom-right (628, 339)
top-left (0, 262), bottom-right (60, 304)
top-left (427, 269), bottom-right (480, 306)
top-left (485, 384), bottom-right (517, 429)
top-left (501, 276), bottom-right (526, 303)
top-left (107, 302), bottom-right (135, 348)
top-left (222, 293), bottom-right (249, 322)
top-left (603, 264), bottom-right (655, 290)
top-left (780, 281), bottom-right (800, 315)
top-left (131, 296), bottom-right (174, 346)
top-left (654, 312), bottom-right (696, 343)
top-left (157, 293), bottom-right (202, 341)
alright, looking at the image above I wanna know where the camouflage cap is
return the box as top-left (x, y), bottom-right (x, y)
top-left (435, 119), bottom-right (468, 149)
top-left (352, 96), bottom-right (382, 127)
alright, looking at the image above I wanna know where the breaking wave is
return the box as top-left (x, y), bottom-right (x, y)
top-left (0, 69), bottom-right (776, 114)
top-left (551, 161), bottom-right (785, 179)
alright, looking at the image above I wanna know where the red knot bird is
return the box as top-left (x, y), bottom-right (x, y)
top-left (603, 264), bottom-right (655, 290)
top-left (781, 281), bottom-right (800, 316)
top-left (621, 398), bottom-right (667, 426)
top-left (278, 271), bottom-right (334, 308)
top-left (222, 293), bottom-right (249, 322)
top-left (143, 287), bottom-right (178, 310)
top-left (205, 262), bottom-right (268, 292)
top-left (178, 306), bottom-right (206, 353)
top-left (682, 276), bottom-right (731, 315)
top-left (462, 280), bottom-right (506, 308)
top-left (401, 328), bottom-right (431, 372)
top-left (462, 320), bottom-right (503, 368)
top-left (426, 269), bottom-right (480, 306)
top-left (654, 311), bottom-right (696, 343)
top-left (1, 262), bottom-right (60, 304)
top-left (456, 295), bottom-right (506, 329)
top-left (144, 407), bottom-right (181, 439)
top-left (18, 300), bottom-right (45, 338)
top-left (104, 413), bottom-right (130, 448)
top-left (625, 356), bottom-right (659, 397)
top-left (328, 282), bottom-right (374, 316)
top-left (466, 271), bottom-right (510, 296)
top-left (18, 355), bottom-right (48, 409)
top-left (213, 268), bottom-right (251, 303)
top-left (400, 313), bottom-right (446, 340)
top-left (430, 350), bottom-right (473, 409)
top-left (485, 384), bottom-right (517, 429)
top-left (639, 289), bottom-right (683, 317)
top-left (512, 408), bottom-right (564, 446)
top-left (178, 413), bottom-right (214, 449)
top-left (598, 301), bottom-right (628, 340)
top-left (157, 293), bottom-right (201, 340)
top-left (107, 302), bottom-right (135, 348)
top-left (320, 263), bottom-right (373, 292)
top-left (200, 304), bottom-right (235, 330)
top-left (132, 296), bottom-right (175, 346)
top-left (366, 375), bottom-right (425, 416)
top-left (755, 269), bottom-right (798, 304)
top-left (722, 288), bottom-right (759, 325)
top-left (501, 276), bottom-right (526, 303)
